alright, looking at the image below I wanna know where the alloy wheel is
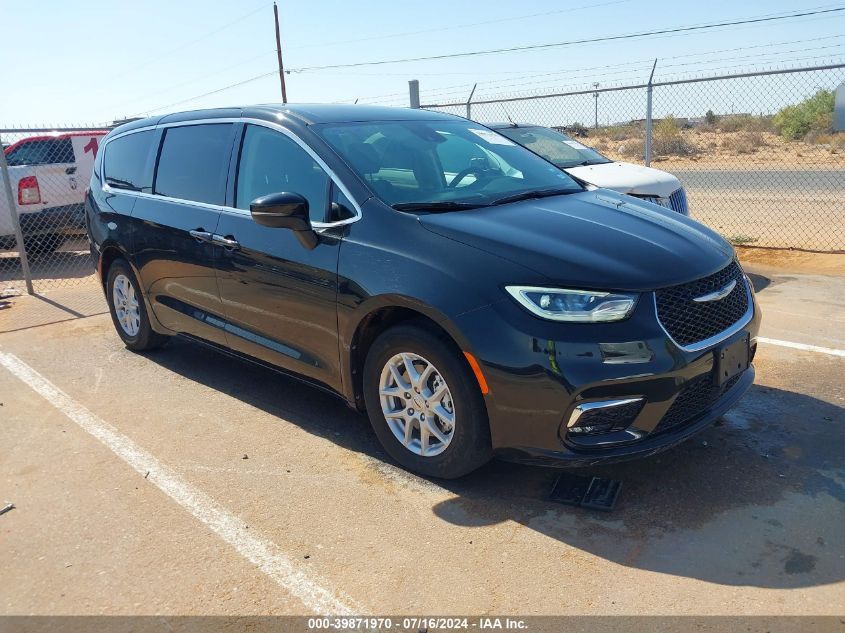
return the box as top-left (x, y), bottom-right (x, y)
top-left (112, 273), bottom-right (141, 337)
top-left (378, 352), bottom-right (456, 457)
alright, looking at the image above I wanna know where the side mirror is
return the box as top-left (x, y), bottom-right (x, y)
top-left (250, 192), bottom-right (318, 249)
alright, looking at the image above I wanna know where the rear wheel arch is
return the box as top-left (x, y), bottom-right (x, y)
top-left (98, 244), bottom-right (128, 288)
top-left (98, 246), bottom-right (170, 336)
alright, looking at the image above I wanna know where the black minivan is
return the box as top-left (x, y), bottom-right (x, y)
top-left (86, 104), bottom-right (760, 478)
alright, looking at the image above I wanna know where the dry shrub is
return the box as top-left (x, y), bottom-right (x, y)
top-left (653, 116), bottom-right (697, 156)
top-left (617, 138), bottom-right (645, 159)
top-left (595, 124), bottom-right (640, 142)
top-left (717, 114), bottom-right (775, 134)
top-left (722, 131), bottom-right (769, 154)
top-left (803, 131), bottom-right (845, 149)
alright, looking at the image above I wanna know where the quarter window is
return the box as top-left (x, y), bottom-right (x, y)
top-left (236, 125), bottom-right (330, 223)
top-left (103, 130), bottom-right (155, 192)
top-left (154, 124), bottom-right (233, 205)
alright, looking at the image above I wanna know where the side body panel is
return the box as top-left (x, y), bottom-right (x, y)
top-left (215, 211), bottom-right (344, 389)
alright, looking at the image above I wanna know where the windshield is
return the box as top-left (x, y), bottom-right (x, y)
top-left (494, 126), bottom-right (612, 169)
top-left (316, 120), bottom-right (582, 209)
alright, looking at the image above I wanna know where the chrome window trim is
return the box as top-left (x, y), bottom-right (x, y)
top-left (653, 276), bottom-right (754, 353)
top-left (100, 117), bottom-right (363, 229)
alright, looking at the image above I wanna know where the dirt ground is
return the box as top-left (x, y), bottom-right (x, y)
top-left (594, 129), bottom-right (845, 171)
top-left (736, 247), bottom-right (845, 276)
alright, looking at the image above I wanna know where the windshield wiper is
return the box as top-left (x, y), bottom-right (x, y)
top-left (392, 201), bottom-right (487, 212)
top-left (105, 177), bottom-right (140, 191)
top-left (575, 159), bottom-right (612, 166)
top-left (489, 188), bottom-right (577, 206)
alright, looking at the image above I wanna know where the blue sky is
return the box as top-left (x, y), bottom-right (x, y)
top-left (2, 0), bottom-right (844, 126)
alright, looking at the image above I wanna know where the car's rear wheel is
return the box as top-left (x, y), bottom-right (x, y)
top-left (363, 323), bottom-right (491, 478)
top-left (106, 258), bottom-right (169, 351)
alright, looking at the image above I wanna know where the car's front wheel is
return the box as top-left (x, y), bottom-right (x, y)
top-left (363, 323), bottom-right (491, 479)
top-left (106, 258), bottom-right (169, 351)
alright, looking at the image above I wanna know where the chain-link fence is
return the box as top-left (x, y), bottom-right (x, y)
top-left (1, 127), bottom-right (110, 296)
top-left (421, 64), bottom-right (845, 252)
top-left (2, 65), bottom-right (842, 298)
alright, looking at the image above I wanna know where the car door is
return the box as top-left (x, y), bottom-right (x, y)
top-left (129, 122), bottom-right (235, 346)
top-left (33, 138), bottom-right (78, 209)
top-left (214, 123), bottom-right (347, 390)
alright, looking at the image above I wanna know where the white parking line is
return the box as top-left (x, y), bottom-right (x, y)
top-left (758, 337), bottom-right (845, 358)
top-left (0, 351), bottom-right (360, 616)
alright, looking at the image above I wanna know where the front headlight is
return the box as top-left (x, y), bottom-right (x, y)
top-left (633, 194), bottom-right (672, 209)
top-left (505, 286), bottom-right (639, 322)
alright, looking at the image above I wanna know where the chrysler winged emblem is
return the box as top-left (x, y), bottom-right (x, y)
top-left (692, 279), bottom-right (736, 303)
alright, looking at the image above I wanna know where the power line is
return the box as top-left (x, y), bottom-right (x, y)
top-left (423, 58), bottom-right (845, 107)
top-left (132, 71), bottom-right (277, 117)
top-left (286, 0), bottom-right (631, 51)
top-left (462, 42), bottom-right (845, 99)
top-left (360, 33), bottom-right (845, 104)
top-left (288, 6), bottom-right (845, 72)
top-left (320, 34), bottom-right (845, 103)
top-left (114, 2), bottom-right (270, 76)
top-left (108, 51), bottom-right (277, 115)
top-left (131, 6), bottom-right (845, 115)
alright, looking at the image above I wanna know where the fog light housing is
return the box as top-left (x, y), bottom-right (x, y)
top-left (567, 397), bottom-right (645, 436)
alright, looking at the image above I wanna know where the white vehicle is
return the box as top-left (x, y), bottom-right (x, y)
top-left (1, 131), bottom-right (106, 252)
top-left (488, 123), bottom-right (688, 215)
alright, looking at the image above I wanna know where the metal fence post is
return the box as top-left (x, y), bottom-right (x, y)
top-left (644, 59), bottom-right (657, 167)
top-left (466, 83), bottom-right (477, 120)
top-left (409, 80), bottom-right (420, 109)
top-left (0, 134), bottom-right (34, 295)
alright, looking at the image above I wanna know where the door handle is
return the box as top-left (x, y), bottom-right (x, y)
top-left (212, 234), bottom-right (240, 249)
top-left (189, 229), bottom-right (213, 243)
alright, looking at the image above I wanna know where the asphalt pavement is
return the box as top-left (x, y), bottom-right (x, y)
top-left (0, 264), bottom-right (843, 616)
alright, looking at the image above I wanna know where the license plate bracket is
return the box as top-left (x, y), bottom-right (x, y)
top-left (714, 334), bottom-right (750, 386)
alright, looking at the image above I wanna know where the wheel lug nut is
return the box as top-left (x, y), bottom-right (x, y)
top-left (404, 393), bottom-right (410, 399)
top-left (407, 408), bottom-right (414, 414)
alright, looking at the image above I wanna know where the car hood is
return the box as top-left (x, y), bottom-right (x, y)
top-left (565, 161), bottom-right (681, 198)
top-left (419, 190), bottom-right (734, 292)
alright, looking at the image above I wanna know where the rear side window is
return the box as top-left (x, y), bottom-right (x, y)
top-left (6, 138), bottom-right (74, 166)
top-left (103, 130), bottom-right (155, 192)
top-left (154, 124), bottom-right (233, 205)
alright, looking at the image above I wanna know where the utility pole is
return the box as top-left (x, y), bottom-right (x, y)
top-left (408, 80), bottom-right (420, 109)
top-left (273, 2), bottom-right (288, 103)
top-left (593, 82), bottom-right (600, 130)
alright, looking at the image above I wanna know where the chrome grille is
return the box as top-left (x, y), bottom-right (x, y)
top-left (655, 261), bottom-right (749, 348)
top-left (669, 187), bottom-right (688, 215)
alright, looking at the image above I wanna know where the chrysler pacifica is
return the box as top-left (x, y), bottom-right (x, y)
top-left (86, 104), bottom-right (760, 478)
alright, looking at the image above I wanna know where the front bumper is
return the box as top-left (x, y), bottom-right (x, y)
top-left (453, 283), bottom-right (760, 467)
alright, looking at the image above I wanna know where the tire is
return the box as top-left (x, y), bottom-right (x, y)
top-left (362, 323), bottom-right (492, 479)
top-left (105, 258), bottom-right (169, 352)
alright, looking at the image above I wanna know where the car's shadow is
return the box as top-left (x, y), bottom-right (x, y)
top-left (146, 337), bottom-right (844, 590)
top-left (0, 248), bottom-right (94, 283)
